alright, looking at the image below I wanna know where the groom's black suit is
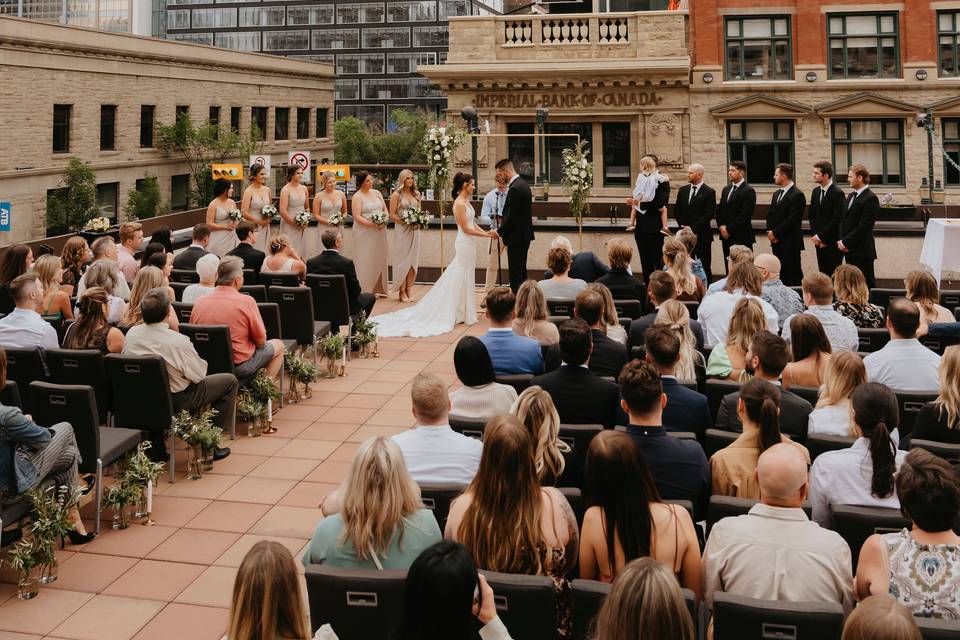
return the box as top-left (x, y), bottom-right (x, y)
top-left (498, 175), bottom-right (534, 293)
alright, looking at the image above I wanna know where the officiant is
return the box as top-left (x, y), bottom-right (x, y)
top-left (480, 176), bottom-right (508, 291)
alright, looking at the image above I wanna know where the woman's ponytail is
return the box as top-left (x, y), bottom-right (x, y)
top-left (740, 378), bottom-right (782, 454)
top-left (852, 382), bottom-right (900, 499)
top-left (868, 420), bottom-right (896, 498)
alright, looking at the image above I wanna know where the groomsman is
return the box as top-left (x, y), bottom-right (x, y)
top-left (717, 161), bottom-right (756, 270)
top-left (808, 161), bottom-right (845, 277)
top-left (673, 163), bottom-right (716, 283)
top-left (765, 163), bottom-right (805, 286)
top-left (838, 164), bottom-right (879, 288)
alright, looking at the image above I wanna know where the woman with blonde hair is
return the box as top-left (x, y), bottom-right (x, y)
top-left (675, 226), bottom-right (708, 285)
top-left (59, 236), bottom-right (91, 296)
top-left (586, 283), bottom-right (628, 345)
top-left (313, 170), bottom-right (348, 226)
top-left (913, 345), bottom-right (960, 444)
top-left (262, 233), bottom-right (307, 279)
top-left (905, 269), bottom-right (954, 324)
top-left (388, 169), bottom-right (423, 303)
top-left (226, 541), bottom-right (310, 640)
top-left (663, 237), bottom-right (705, 302)
top-left (303, 436), bottom-right (441, 569)
top-left (706, 297), bottom-right (766, 381)
top-left (241, 163), bottom-right (274, 253)
top-left (82, 261), bottom-right (126, 324)
top-left (595, 238), bottom-right (644, 301)
top-left (808, 350), bottom-right (867, 437)
top-left (833, 264), bottom-right (884, 328)
top-left (513, 280), bottom-right (560, 345)
top-left (841, 594), bottom-right (921, 640)
top-left (654, 299), bottom-right (702, 380)
top-left (33, 254), bottom-right (73, 324)
top-left (123, 266), bottom-right (179, 329)
top-left (511, 386), bottom-right (577, 487)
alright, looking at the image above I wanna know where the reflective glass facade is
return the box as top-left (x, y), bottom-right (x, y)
top-left (1, 0), bottom-right (134, 32)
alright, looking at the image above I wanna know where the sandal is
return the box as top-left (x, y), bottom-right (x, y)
top-left (263, 425), bottom-right (279, 434)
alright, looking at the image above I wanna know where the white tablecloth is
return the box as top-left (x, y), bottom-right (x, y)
top-left (919, 219), bottom-right (960, 285)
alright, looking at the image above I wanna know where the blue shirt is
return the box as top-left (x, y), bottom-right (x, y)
top-left (479, 188), bottom-right (506, 227)
top-left (479, 329), bottom-right (545, 375)
top-left (624, 424), bottom-right (711, 519)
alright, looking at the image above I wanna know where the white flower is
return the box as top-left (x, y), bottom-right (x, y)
top-left (434, 154), bottom-right (441, 160)
top-left (441, 139), bottom-right (447, 147)
top-left (579, 170), bottom-right (587, 178)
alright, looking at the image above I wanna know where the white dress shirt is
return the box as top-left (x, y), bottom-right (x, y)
top-left (391, 424), bottom-right (483, 485)
top-left (696, 289), bottom-right (780, 348)
top-left (0, 308), bottom-right (59, 350)
top-left (864, 339), bottom-right (942, 391)
top-left (782, 305), bottom-right (859, 352)
top-left (808, 438), bottom-right (907, 527)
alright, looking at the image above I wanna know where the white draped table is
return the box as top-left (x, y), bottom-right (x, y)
top-left (919, 219), bottom-right (960, 285)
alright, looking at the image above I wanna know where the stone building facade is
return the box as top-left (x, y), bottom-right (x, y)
top-left (0, 16), bottom-right (334, 243)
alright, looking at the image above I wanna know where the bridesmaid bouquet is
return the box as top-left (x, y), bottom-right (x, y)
top-left (262, 203), bottom-right (279, 223)
top-left (295, 211), bottom-right (313, 227)
top-left (228, 208), bottom-right (243, 222)
top-left (370, 211), bottom-right (388, 227)
top-left (399, 207), bottom-right (430, 228)
top-left (327, 212), bottom-right (345, 226)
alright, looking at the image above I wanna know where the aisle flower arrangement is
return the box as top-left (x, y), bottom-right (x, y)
top-left (353, 311), bottom-right (379, 358)
top-left (237, 390), bottom-right (267, 437)
top-left (171, 409), bottom-right (222, 479)
top-left (284, 350), bottom-right (318, 402)
top-left (560, 140), bottom-right (593, 250)
top-left (318, 333), bottom-right (347, 378)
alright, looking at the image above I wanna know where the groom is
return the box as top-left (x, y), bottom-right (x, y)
top-left (493, 158), bottom-right (534, 293)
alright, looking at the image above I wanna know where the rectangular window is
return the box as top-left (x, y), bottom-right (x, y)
top-left (140, 105), bottom-right (155, 148)
top-left (96, 182), bottom-right (119, 221)
top-left (337, 3), bottom-right (385, 23)
top-left (337, 53), bottom-right (385, 74)
top-left (361, 77), bottom-right (435, 100)
top-left (727, 120), bottom-right (794, 184)
top-left (291, 54), bottom-right (336, 63)
top-left (545, 123), bottom-right (591, 184)
top-left (275, 107), bottom-right (289, 140)
top-left (238, 6), bottom-right (284, 26)
top-left (507, 122), bottom-right (535, 182)
top-left (335, 79), bottom-right (361, 100)
top-left (287, 5), bottom-right (333, 25)
top-left (724, 16), bottom-right (791, 80)
top-left (336, 104), bottom-right (384, 129)
top-left (602, 122), bottom-right (631, 187)
top-left (170, 174), bottom-right (190, 211)
top-left (412, 25), bottom-right (447, 47)
top-left (230, 106), bottom-right (241, 133)
top-left (944, 119), bottom-right (960, 185)
top-left (190, 7), bottom-right (236, 27)
top-left (362, 26), bottom-right (410, 48)
top-left (215, 31), bottom-right (260, 50)
top-left (312, 28), bottom-right (360, 49)
top-left (938, 11), bottom-right (960, 77)
top-left (831, 119), bottom-right (903, 186)
top-left (439, 0), bottom-right (470, 18)
top-left (168, 8), bottom-right (190, 28)
top-left (828, 13), bottom-right (899, 79)
top-left (53, 104), bottom-right (71, 153)
top-left (167, 32), bottom-right (212, 45)
top-left (263, 29), bottom-right (309, 51)
top-left (176, 104), bottom-right (190, 120)
top-left (251, 106), bottom-right (268, 140)
top-left (387, 1), bottom-right (436, 22)
top-left (296, 108), bottom-right (310, 139)
top-left (386, 51), bottom-right (435, 73)
top-left (100, 105), bottom-right (117, 151)
top-left (316, 108), bottom-right (329, 138)
top-left (208, 105), bottom-right (220, 139)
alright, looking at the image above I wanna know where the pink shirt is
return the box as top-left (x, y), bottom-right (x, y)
top-left (116, 244), bottom-right (138, 283)
top-left (189, 286), bottom-right (266, 364)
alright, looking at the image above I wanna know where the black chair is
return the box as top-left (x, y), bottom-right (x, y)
top-left (705, 379), bottom-right (742, 422)
top-left (172, 301), bottom-right (194, 325)
top-left (258, 302), bottom-right (296, 353)
top-left (448, 414), bottom-right (486, 440)
top-left (169, 268), bottom-right (199, 284)
top-left (919, 333), bottom-right (960, 355)
top-left (239, 284), bottom-right (268, 303)
top-left (895, 390), bottom-right (938, 441)
top-left (268, 286), bottom-right (331, 368)
top-left (242, 269), bottom-right (257, 286)
top-left (560, 487), bottom-right (585, 530)
top-left (418, 482), bottom-right (466, 531)
top-left (45, 349), bottom-right (112, 426)
top-left (868, 288), bottom-right (906, 310)
top-left (858, 328), bottom-right (891, 352)
top-left (954, 306), bottom-right (960, 322)
top-left (806, 434), bottom-right (856, 462)
top-left (916, 616), bottom-right (960, 639)
top-left (496, 374), bottom-right (534, 394)
top-left (613, 299), bottom-right (643, 320)
top-left (104, 354), bottom-right (177, 482)
top-left (571, 579), bottom-right (609, 640)
top-left (304, 565), bottom-right (406, 639)
top-left (790, 385), bottom-right (820, 406)
top-left (259, 272), bottom-right (301, 288)
top-left (5, 347), bottom-right (47, 413)
top-left (547, 315), bottom-right (568, 329)
top-left (630, 345), bottom-right (645, 360)
top-left (707, 495), bottom-right (814, 537)
top-left (169, 281), bottom-right (189, 302)
top-left (177, 326), bottom-right (239, 419)
top-left (1, 380), bottom-right (21, 409)
top-left (705, 427), bottom-right (740, 457)
top-left (547, 298), bottom-right (576, 317)
top-left (480, 570), bottom-right (557, 640)
top-left (829, 504), bottom-right (911, 569)
top-left (940, 290), bottom-right (960, 308)
top-left (558, 423), bottom-right (603, 470)
top-left (911, 439), bottom-right (960, 465)
top-left (681, 299), bottom-right (699, 320)
top-left (306, 274), bottom-right (354, 349)
top-left (712, 592), bottom-right (845, 640)
top-left (666, 430), bottom-right (699, 441)
top-left (29, 382), bottom-right (141, 535)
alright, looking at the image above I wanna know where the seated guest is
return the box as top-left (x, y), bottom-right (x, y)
top-left (532, 318), bottom-right (619, 428)
top-left (595, 237), bottom-right (644, 302)
top-left (0, 244), bottom-right (33, 314)
top-left (538, 245), bottom-right (587, 299)
top-left (574, 287), bottom-right (628, 378)
top-left (63, 288), bottom-right (125, 354)
top-left (593, 557), bottom-right (696, 640)
top-left (706, 297), bottom-right (767, 382)
top-left (124, 288), bottom-right (234, 460)
top-left (76, 236), bottom-right (130, 300)
top-left (841, 594), bottom-right (922, 640)
top-left (645, 325), bottom-right (711, 440)
top-left (227, 541), bottom-right (310, 640)
top-left (704, 244), bottom-right (754, 298)
top-left (697, 261), bottom-right (778, 348)
top-left (393, 373), bottom-right (483, 486)
top-left (808, 350), bottom-right (866, 437)
top-left (855, 448), bottom-right (960, 618)
top-left (146, 250), bottom-right (174, 284)
top-left (122, 266), bottom-right (178, 329)
top-left (226, 221), bottom-right (266, 273)
top-left (0, 274), bottom-right (59, 349)
top-left (308, 228), bottom-right (375, 331)
top-left (781, 314), bottom-right (832, 389)
top-left (449, 336), bottom-right (518, 419)
top-left (172, 223), bottom-right (211, 270)
top-left (809, 382), bottom-right (905, 527)
top-left (262, 233), bottom-right (306, 279)
top-left (587, 282), bottom-right (628, 346)
top-left (619, 359), bottom-right (710, 519)
top-left (59, 236), bottom-right (91, 297)
top-left (755, 253), bottom-right (804, 329)
top-left (81, 261), bottom-right (127, 324)
top-left (115, 221), bottom-right (143, 283)
top-left (629, 271), bottom-right (705, 351)
top-left (716, 332), bottom-right (813, 440)
top-left (138, 242), bottom-right (167, 271)
top-left (913, 345), bottom-right (960, 444)
top-left (864, 298), bottom-right (942, 391)
top-left (512, 280), bottom-right (560, 345)
top-left (478, 287), bottom-right (544, 376)
top-left (906, 269), bottom-right (955, 325)
top-left (148, 226), bottom-right (174, 254)
top-left (833, 264), bottom-right (885, 328)
top-left (546, 235), bottom-right (609, 283)
top-left (703, 443), bottom-right (853, 611)
top-left (579, 430), bottom-right (701, 596)
top-left (190, 256), bottom-right (285, 384)
top-left (663, 237), bottom-right (705, 302)
top-left (32, 254), bottom-right (73, 324)
top-left (511, 386), bottom-right (579, 488)
top-left (654, 299), bottom-right (702, 380)
top-left (303, 436), bottom-right (441, 568)
top-left (182, 253), bottom-right (219, 304)
top-left (783, 272), bottom-right (858, 352)
top-left (675, 227), bottom-right (708, 286)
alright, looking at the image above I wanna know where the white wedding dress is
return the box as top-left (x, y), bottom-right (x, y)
top-left (372, 205), bottom-right (478, 337)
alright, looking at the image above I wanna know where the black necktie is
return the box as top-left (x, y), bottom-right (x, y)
top-left (727, 184), bottom-right (737, 202)
top-left (848, 192), bottom-right (857, 209)
top-left (689, 186), bottom-right (697, 204)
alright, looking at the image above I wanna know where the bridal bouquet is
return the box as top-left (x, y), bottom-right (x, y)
top-left (227, 208), bottom-right (243, 223)
top-left (327, 212), bottom-right (345, 226)
top-left (295, 210), bottom-right (313, 227)
top-left (399, 207), bottom-right (430, 228)
top-left (262, 203), bottom-right (279, 223)
top-left (369, 211), bottom-right (388, 227)
top-left (83, 216), bottom-right (111, 232)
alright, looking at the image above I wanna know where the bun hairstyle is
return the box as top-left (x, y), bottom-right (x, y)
top-left (452, 172), bottom-right (472, 199)
top-left (852, 382), bottom-right (900, 499)
top-left (249, 163), bottom-right (265, 179)
top-left (739, 378), bottom-right (782, 454)
top-left (269, 234), bottom-right (290, 255)
top-left (213, 178), bottom-right (232, 199)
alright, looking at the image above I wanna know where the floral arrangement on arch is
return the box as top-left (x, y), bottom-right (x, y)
top-left (561, 140), bottom-right (593, 224)
top-left (422, 124), bottom-right (465, 209)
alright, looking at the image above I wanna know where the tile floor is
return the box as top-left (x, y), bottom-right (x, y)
top-left (0, 285), bottom-right (487, 640)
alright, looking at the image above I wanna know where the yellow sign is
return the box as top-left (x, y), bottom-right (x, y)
top-left (211, 163), bottom-right (243, 181)
top-left (316, 164), bottom-right (351, 183)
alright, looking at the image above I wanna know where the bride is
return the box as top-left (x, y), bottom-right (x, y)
top-left (373, 172), bottom-right (496, 337)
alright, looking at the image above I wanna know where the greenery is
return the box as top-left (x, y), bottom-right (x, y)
top-left (171, 408), bottom-right (221, 451)
top-left (333, 109), bottom-right (428, 167)
top-left (236, 390), bottom-right (266, 423)
top-left (104, 481), bottom-right (140, 511)
top-left (319, 333), bottom-right (346, 358)
top-left (352, 311), bottom-right (378, 348)
top-left (47, 157), bottom-right (98, 234)
top-left (249, 370), bottom-right (281, 406)
top-left (124, 442), bottom-right (166, 486)
top-left (26, 484), bottom-right (83, 570)
top-left (124, 175), bottom-right (166, 220)
top-left (5, 538), bottom-right (40, 574)
top-left (284, 351), bottom-right (318, 383)
top-left (560, 140), bottom-right (593, 223)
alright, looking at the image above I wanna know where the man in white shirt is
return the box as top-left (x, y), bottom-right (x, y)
top-left (76, 236), bottom-right (131, 301)
top-left (391, 372), bottom-right (483, 486)
top-left (0, 274), bottom-right (59, 350)
top-left (782, 271), bottom-right (858, 351)
top-left (697, 261), bottom-right (779, 347)
top-left (703, 443), bottom-right (854, 613)
top-left (481, 178), bottom-right (508, 291)
top-left (115, 221), bottom-right (143, 284)
top-left (864, 297), bottom-right (942, 391)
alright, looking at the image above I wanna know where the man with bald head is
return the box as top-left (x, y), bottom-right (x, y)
top-left (673, 163), bottom-right (716, 282)
top-left (755, 253), bottom-right (803, 329)
top-left (703, 443), bottom-right (853, 612)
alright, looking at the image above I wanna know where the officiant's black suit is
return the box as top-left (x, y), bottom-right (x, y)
top-left (498, 175), bottom-right (534, 293)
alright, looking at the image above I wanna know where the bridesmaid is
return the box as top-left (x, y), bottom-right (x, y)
top-left (279, 165), bottom-right (309, 258)
top-left (350, 171), bottom-right (389, 297)
top-left (206, 179), bottom-right (239, 257)
top-left (388, 169), bottom-right (422, 303)
top-left (312, 170), bottom-right (348, 254)
top-left (241, 163), bottom-right (273, 254)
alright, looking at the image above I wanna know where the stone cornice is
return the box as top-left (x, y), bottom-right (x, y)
top-left (419, 58), bottom-right (691, 87)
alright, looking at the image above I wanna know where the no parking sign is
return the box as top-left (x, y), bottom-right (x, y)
top-left (249, 154), bottom-right (271, 177)
top-left (288, 150), bottom-right (311, 183)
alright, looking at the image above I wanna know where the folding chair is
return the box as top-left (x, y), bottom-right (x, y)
top-left (805, 434), bottom-right (855, 462)
top-left (480, 570), bottom-right (557, 640)
top-left (448, 415), bottom-right (486, 440)
top-left (547, 299), bottom-right (576, 317)
top-left (172, 301), bottom-right (194, 325)
top-left (705, 379), bottom-right (742, 423)
top-left (304, 565), bottom-right (406, 639)
top-left (496, 374), bottom-right (534, 394)
top-left (5, 347), bottom-right (47, 414)
top-left (45, 349), bottom-right (112, 426)
top-left (259, 272), bottom-right (301, 288)
top-left (857, 328), bottom-right (891, 353)
top-left (169, 268), bottom-right (199, 284)
top-left (829, 504), bottom-right (911, 569)
top-left (306, 274), bottom-right (354, 353)
top-left (1, 380), bottom-right (21, 409)
top-left (239, 284), bottom-right (267, 303)
top-left (613, 299), bottom-right (643, 321)
top-left (712, 592), bottom-right (845, 640)
top-left (896, 390), bottom-right (938, 441)
top-left (705, 427), bottom-right (739, 457)
top-left (868, 288), bottom-right (906, 310)
top-left (418, 482), bottom-right (466, 531)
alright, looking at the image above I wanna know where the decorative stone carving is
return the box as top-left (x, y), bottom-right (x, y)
top-left (453, 132), bottom-right (488, 168)
top-left (645, 113), bottom-right (682, 166)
